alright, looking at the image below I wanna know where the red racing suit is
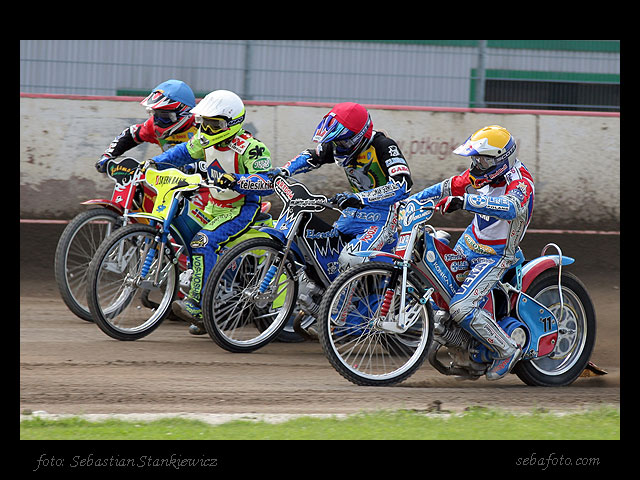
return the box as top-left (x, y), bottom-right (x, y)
top-left (100, 116), bottom-right (198, 160)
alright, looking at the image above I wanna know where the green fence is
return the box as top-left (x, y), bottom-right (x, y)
top-left (20, 40), bottom-right (619, 112)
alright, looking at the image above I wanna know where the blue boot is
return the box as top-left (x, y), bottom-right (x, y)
top-left (486, 347), bottom-right (522, 381)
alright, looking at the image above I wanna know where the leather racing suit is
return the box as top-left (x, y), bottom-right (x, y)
top-left (410, 159), bottom-right (534, 360)
top-left (282, 131), bottom-right (413, 267)
top-left (151, 129), bottom-right (272, 307)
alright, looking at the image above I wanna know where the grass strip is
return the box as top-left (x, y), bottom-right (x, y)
top-left (20, 406), bottom-right (620, 440)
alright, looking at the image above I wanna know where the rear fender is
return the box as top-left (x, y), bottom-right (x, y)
top-left (520, 255), bottom-right (575, 293)
top-left (81, 199), bottom-right (125, 215)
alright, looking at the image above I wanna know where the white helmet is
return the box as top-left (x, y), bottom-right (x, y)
top-left (191, 90), bottom-right (246, 147)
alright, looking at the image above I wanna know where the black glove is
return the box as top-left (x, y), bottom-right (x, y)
top-left (95, 154), bottom-right (111, 173)
top-left (436, 196), bottom-right (464, 215)
top-left (267, 167), bottom-right (290, 180)
top-left (330, 192), bottom-right (364, 209)
top-left (214, 173), bottom-right (237, 190)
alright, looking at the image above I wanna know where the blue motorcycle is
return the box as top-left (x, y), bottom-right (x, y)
top-left (316, 197), bottom-right (599, 386)
top-left (200, 173), bottom-right (356, 353)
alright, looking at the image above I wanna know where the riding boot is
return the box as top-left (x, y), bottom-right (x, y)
top-left (457, 309), bottom-right (521, 380)
top-left (171, 254), bottom-right (206, 335)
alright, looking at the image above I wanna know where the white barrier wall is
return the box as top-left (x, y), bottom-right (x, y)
top-left (20, 95), bottom-right (619, 230)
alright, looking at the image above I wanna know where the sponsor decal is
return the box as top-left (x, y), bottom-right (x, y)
top-left (387, 145), bottom-right (401, 157)
top-left (154, 175), bottom-right (183, 186)
top-left (237, 174), bottom-right (271, 191)
top-left (251, 158), bottom-right (271, 170)
top-left (229, 136), bottom-right (249, 154)
top-left (389, 165), bottom-right (410, 176)
top-left (385, 157), bottom-right (406, 167)
top-left (467, 195), bottom-right (488, 208)
top-left (274, 177), bottom-right (294, 200)
top-left (306, 228), bottom-right (340, 239)
top-left (360, 225), bottom-right (379, 242)
top-left (189, 207), bottom-right (210, 227)
top-left (190, 232), bottom-right (209, 249)
top-left (464, 234), bottom-right (497, 255)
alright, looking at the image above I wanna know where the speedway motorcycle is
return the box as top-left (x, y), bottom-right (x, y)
top-left (199, 173), bottom-right (357, 353)
top-left (316, 197), bottom-right (598, 387)
top-left (54, 157), bottom-right (155, 321)
top-left (85, 162), bottom-right (272, 341)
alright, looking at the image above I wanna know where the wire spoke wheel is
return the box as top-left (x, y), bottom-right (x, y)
top-left (513, 269), bottom-right (596, 386)
top-left (86, 224), bottom-right (177, 340)
top-left (54, 208), bottom-right (122, 321)
top-left (202, 238), bottom-right (298, 353)
top-left (318, 262), bottom-right (432, 386)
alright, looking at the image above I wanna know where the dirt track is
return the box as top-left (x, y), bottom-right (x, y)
top-left (20, 224), bottom-right (620, 416)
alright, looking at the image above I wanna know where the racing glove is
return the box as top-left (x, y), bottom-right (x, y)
top-left (267, 167), bottom-right (291, 179)
top-left (330, 192), bottom-right (364, 209)
top-left (436, 196), bottom-right (464, 215)
top-left (214, 173), bottom-right (238, 190)
top-left (95, 154), bottom-right (112, 173)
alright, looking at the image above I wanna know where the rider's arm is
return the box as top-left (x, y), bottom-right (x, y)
top-left (101, 126), bottom-right (140, 159)
top-left (151, 135), bottom-right (204, 170)
top-left (222, 136), bottom-right (275, 196)
top-left (410, 170), bottom-right (473, 203)
top-left (280, 144), bottom-right (334, 176)
top-left (356, 177), bottom-right (411, 208)
top-left (463, 176), bottom-right (534, 220)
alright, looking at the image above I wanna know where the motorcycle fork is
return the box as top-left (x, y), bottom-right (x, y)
top-left (139, 192), bottom-right (182, 286)
top-left (379, 225), bottom-right (432, 333)
top-left (258, 215), bottom-right (302, 295)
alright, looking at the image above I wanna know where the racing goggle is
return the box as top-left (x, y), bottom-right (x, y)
top-left (197, 114), bottom-right (245, 135)
top-left (334, 135), bottom-right (361, 152)
top-left (469, 155), bottom-right (498, 171)
top-left (147, 108), bottom-right (178, 124)
top-left (197, 116), bottom-right (230, 135)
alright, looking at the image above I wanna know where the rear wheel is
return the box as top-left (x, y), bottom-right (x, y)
top-left (201, 238), bottom-right (298, 353)
top-left (513, 269), bottom-right (596, 386)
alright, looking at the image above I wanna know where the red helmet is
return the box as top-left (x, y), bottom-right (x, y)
top-left (313, 102), bottom-right (373, 166)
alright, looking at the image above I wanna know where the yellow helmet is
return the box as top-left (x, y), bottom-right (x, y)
top-left (191, 90), bottom-right (246, 148)
top-left (453, 125), bottom-right (517, 188)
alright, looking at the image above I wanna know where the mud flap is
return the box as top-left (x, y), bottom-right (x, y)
top-left (579, 361), bottom-right (608, 377)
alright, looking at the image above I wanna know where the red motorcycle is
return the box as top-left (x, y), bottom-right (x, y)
top-left (54, 157), bottom-right (157, 321)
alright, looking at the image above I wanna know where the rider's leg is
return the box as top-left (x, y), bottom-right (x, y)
top-left (173, 202), bottom-right (260, 334)
top-left (336, 206), bottom-right (397, 270)
top-left (449, 258), bottom-right (521, 380)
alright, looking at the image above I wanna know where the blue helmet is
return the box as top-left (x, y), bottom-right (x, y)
top-left (140, 79), bottom-right (196, 139)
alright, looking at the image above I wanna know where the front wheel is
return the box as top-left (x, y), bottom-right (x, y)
top-left (513, 269), bottom-right (596, 386)
top-left (201, 237), bottom-right (298, 353)
top-left (54, 208), bottom-right (123, 321)
top-left (86, 224), bottom-right (178, 341)
top-left (317, 262), bottom-right (433, 386)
